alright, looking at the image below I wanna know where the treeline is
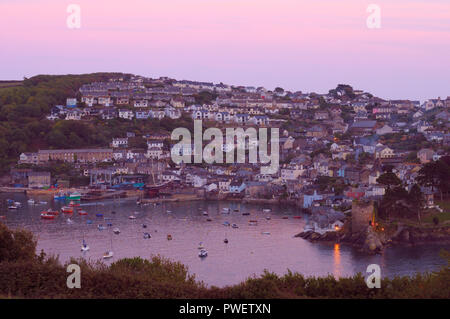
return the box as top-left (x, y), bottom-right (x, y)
top-left (0, 223), bottom-right (449, 299)
top-left (377, 156), bottom-right (450, 221)
top-left (0, 73), bottom-right (194, 175)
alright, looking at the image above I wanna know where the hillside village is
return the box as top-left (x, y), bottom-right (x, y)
top-left (8, 74), bottom-right (450, 231)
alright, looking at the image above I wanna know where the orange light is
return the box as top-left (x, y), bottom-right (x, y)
top-left (335, 225), bottom-right (340, 231)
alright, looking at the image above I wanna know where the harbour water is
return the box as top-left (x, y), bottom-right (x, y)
top-left (1, 193), bottom-right (447, 287)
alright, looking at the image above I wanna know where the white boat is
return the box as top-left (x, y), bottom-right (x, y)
top-left (27, 199), bottom-right (35, 205)
top-left (38, 201), bottom-right (47, 205)
top-left (266, 216), bottom-right (271, 220)
top-left (14, 202), bottom-right (22, 207)
top-left (129, 215), bottom-right (136, 220)
top-left (81, 240), bottom-right (90, 252)
top-left (222, 208), bottom-right (230, 214)
top-left (103, 251), bottom-right (114, 259)
top-left (143, 232), bottom-right (151, 239)
top-left (263, 209), bottom-right (271, 213)
top-left (202, 211), bottom-right (209, 216)
top-left (113, 228), bottom-right (120, 234)
top-left (198, 249), bottom-right (208, 258)
top-left (8, 205), bottom-right (18, 209)
top-left (67, 218), bottom-right (74, 224)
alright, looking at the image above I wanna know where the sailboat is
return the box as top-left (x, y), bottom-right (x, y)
top-left (81, 239), bottom-right (90, 252)
top-left (103, 238), bottom-right (114, 259)
top-left (198, 249), bottom-right (208, 258)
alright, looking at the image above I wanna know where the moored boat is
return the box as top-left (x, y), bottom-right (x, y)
top-left (103, 251), bottom-right (113, 259)
top-left (81, 240), bottom-right (89, 252)
top-left (68, 192), bottom-right (81, 201)
top-left (40, 213), bottom-right (55, 220)
top-left (198, 249), bottom-right (208, 258)
top-left (61, 206), bottom-right (74, 214)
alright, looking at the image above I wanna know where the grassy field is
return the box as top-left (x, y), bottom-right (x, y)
top-left (0, 81), bottom-right (23, 88)
top-left (436, 200), bottom-right (450, 213)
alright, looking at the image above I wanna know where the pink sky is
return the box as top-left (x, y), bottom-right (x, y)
top-left (1, 0), bottom-right (449, 101)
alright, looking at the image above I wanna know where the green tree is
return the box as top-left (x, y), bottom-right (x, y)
top-left (409, 184), bottom-right (424, 223)
top-left (377, 172), bottom-right (401, 189)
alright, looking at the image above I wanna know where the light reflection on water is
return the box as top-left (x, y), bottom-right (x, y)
top-left (0, 193), bottom-right (447, 287)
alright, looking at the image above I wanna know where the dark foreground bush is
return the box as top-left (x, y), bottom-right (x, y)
top-left (0, 223), bottom-right (449, 299)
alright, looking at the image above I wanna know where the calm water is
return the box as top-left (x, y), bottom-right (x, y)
top-left (1, 193), bottom-right (448, 287)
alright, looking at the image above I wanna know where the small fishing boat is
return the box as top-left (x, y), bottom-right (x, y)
top-left (233, 209), bottom-right (239, 212)
top-left (232, 223), bottom-right (239, 228)
top-left (263, 209), bottom-right (271, 213)
top-left (38, 201), bottom-right (47, 205)
top-left (69, 201), bottom-right (80, 207)
top-left (14, 202), bottom-right (22, 207)
top-left (282, 216), bottom-right (289, 219)
top-left (54, 192), bottom-right (66, 200)
top-left (167, 234), bottom-right (172, 240)
top-left (202, 211), bottom-right (209, 216)
top-left (249, 220), bottom-right (258, 226)
top-left (261, 232), bottom-right (271, 235)
top-left (242, 212), bottom-right (250, 216)
top-left (206, 218), bottom-right (212, 222)
top-left (96, 213), bottom-right (103, 218)
top-left (129, 215), bottom-right (136, 220)
top-left (166, 210), bottom-right (172, 214)
top-left (81, 240), bottom-right (89, 252)
top-left (61, 206), bottom-right (73, 214)
top-left (223, 221), bottom-right (230, 226)
top-left (86, 220), bottom-right (93, 224)
top-left (224, 238), bottom-right (229, 244)
top-left (266, 216), bottom-right (271, 220)
top-left (293, 216), bottom-right (302, 219)
top-left (45, 209), bottom-right (59, 215)
top-left (222, 208), bottom-right (230, 214)
top-left (67, 218), bottom-right (74, 224)
top-left (97, 224), bottom-right (106, 231)
top-left (143, 232), bottom-right (151, 239)
top-left (27, 199), bottom-right (35, 205)
top-left (198, 249), bottom-right (208, 258)
top-left (113, 228), bottom-right (120, 234)
top-left (68, 192), bottom-right (81, 201)
top-left (8, 205), bottom-right (18, 210)
top-left (40, 213), bottom-right (55, 220)
top-left (78, 210), bottom-right (88, 216)
top-left (142, 224), bottom-right (147, 228)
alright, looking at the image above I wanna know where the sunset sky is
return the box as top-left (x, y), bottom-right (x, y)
top-left (1, 0), bottom-right (449, 101)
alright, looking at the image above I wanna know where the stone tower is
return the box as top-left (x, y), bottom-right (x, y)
top-left (351, 200), bottom-right (374, 233)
